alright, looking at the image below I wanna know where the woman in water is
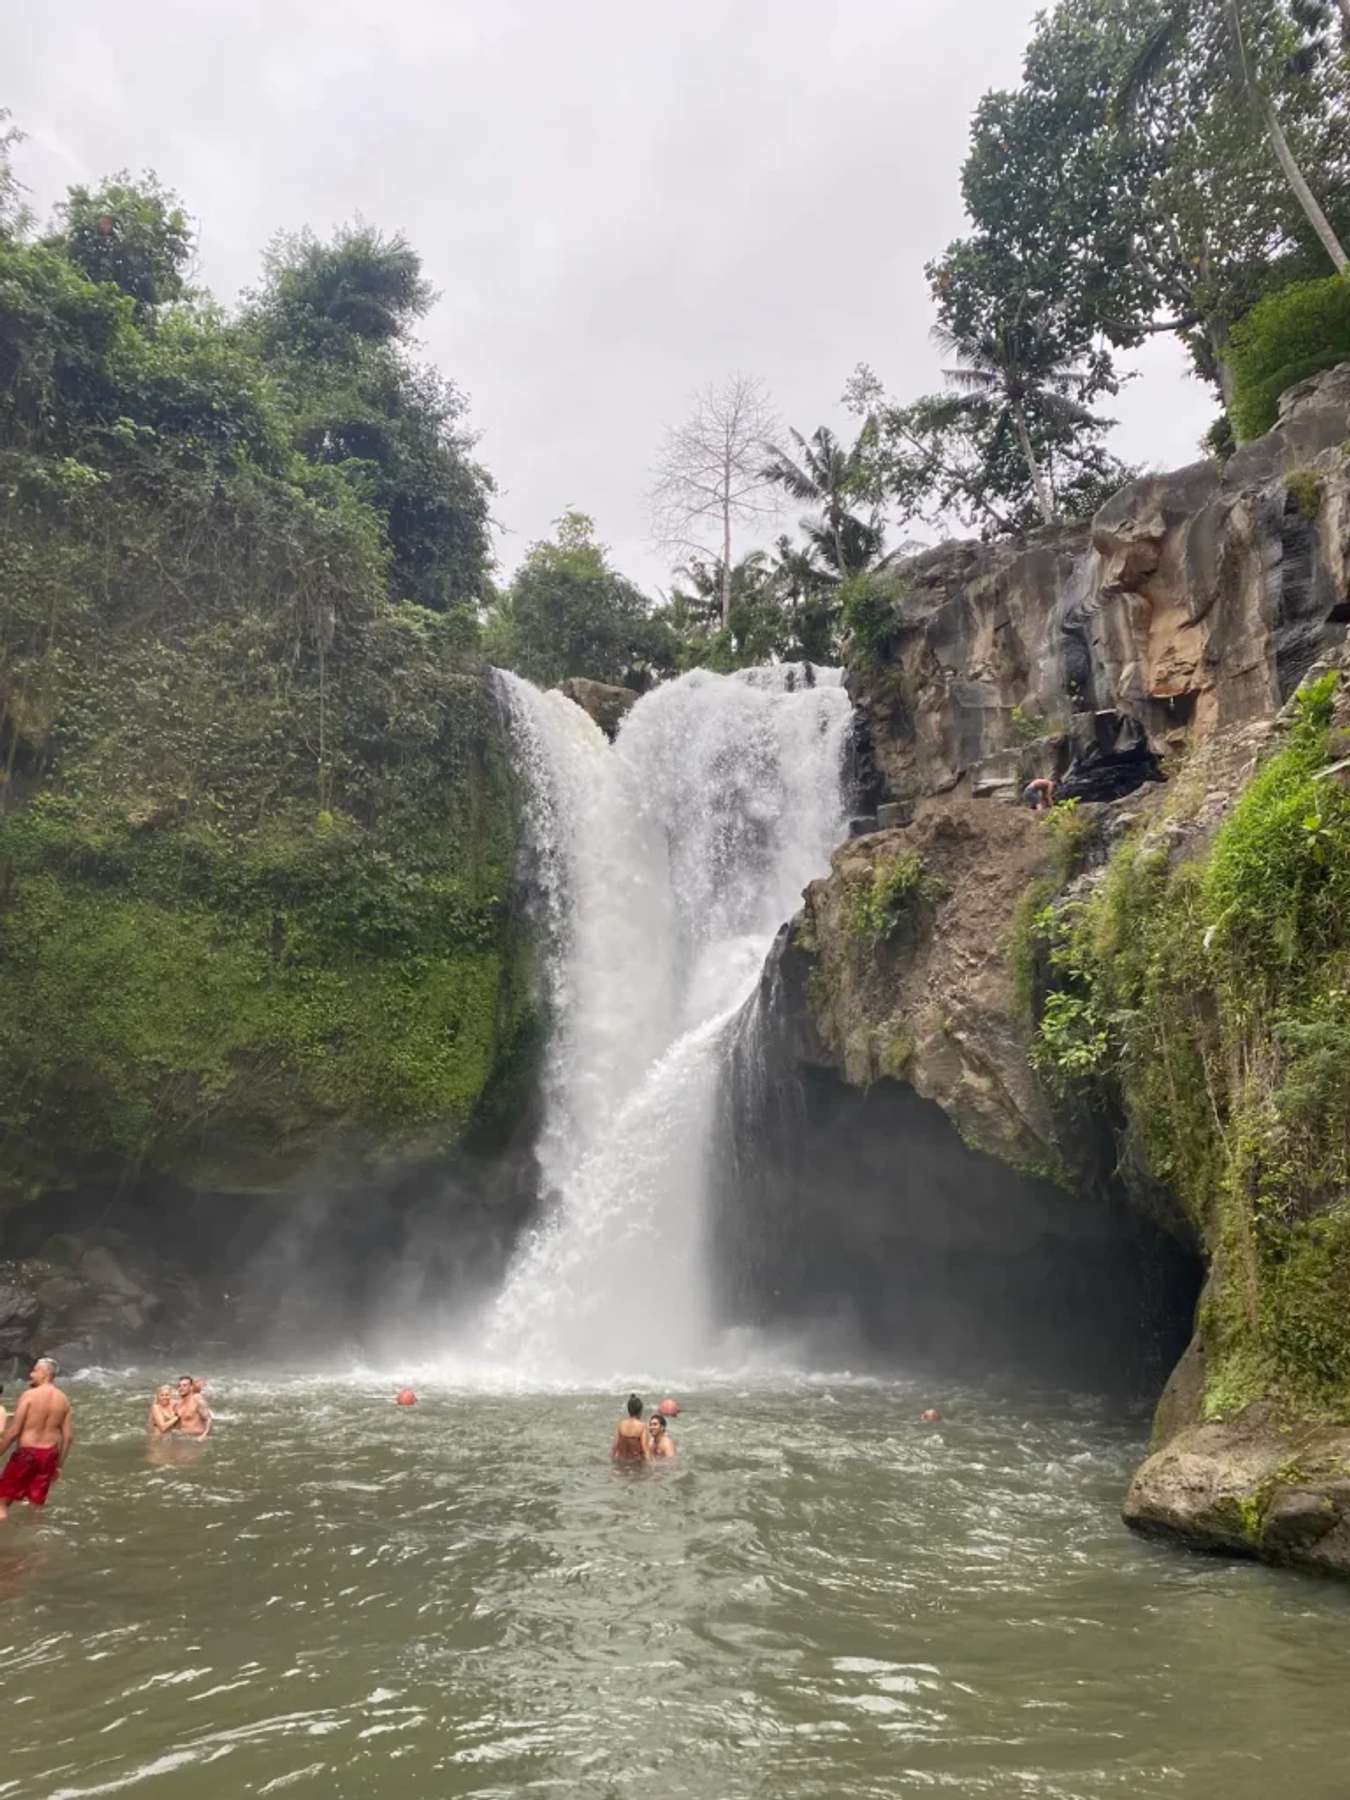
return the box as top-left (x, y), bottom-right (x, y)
top-left (648, 1412), bottom-right (676, 1459)
top-left (148, 1385), bottom-right (179, 1435)
top-left (610, 1394), bottom-right (651, 1463)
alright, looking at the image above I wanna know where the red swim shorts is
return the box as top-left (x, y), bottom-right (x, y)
top-left (0, 1445), bottom-right (61, 1507)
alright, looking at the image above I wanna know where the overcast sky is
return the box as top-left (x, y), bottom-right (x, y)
top-left (8, 0), bottom-right (1215, 592)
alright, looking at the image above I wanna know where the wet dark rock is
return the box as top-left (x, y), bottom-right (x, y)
top-left (556, 677), bottom-right (639, 739)
top-left (1056, 712), bottom-right (1166, 805)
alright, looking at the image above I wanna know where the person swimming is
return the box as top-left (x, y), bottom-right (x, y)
top-left (148, 1385), bottom-right (178, 1435)
top-left (174, 1375), bottom-right (212, 1438)
top-left (648, 1412), bottom-right (676, 1459)
top-left (610, 1393), bottom-right (651, 1463)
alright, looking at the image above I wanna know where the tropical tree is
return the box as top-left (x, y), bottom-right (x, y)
top-left (766, 533), bottom-right (840, 663)
top-left (931, 0), bottom-right (1350, 407)
top-left (52, 172), bottom-right (194, 312)
top-left (1117, 0), bottom-right (1347, 275)
top-left (0, 111), bottom-right (31, 239)
top-left (650, 374), bottom-right (780, 631)
top-left (759, 422), bottom-right (888, 581)
top-left (486, 510), bottom-right (673, 688)
top-left (932, 307), bottom-right (1110, 526)
top-left (845, 360), bottom-right (1131, 540)
top-left (663, 551), bottom-right (788, 669)
top-left (246, 225), bottom-right (493, 621)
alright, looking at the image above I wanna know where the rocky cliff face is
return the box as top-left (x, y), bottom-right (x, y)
top-left (755, 364), bottom-right (1350, 1580)
top-left (851, 363), bottom-right (1350, 809)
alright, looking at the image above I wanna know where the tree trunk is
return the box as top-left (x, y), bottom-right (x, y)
top-left (1012, 404), bottom-right (1056, 526)
top-left (721, 499), bottom-right (732, 632)
top-left (831, 504), bottom-right (849, 581)
top-left (1259, 93), bottom-right (1348, 273)
top-left (1226, 0), bottom-right (1348, 274)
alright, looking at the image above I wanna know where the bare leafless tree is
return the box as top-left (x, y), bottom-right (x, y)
top-left (649, 374), bottom-right (781, 630)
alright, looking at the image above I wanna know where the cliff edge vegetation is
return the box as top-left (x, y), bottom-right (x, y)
top-left (0, 169), bottom-right (531, 1207)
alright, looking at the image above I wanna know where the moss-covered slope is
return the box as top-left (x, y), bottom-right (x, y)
top-left (0, 627), bottom-right (531, 1200)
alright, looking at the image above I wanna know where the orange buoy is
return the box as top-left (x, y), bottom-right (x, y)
top-left (920, 1408), bottom-right (943, 1424)
top-left (658, 1397), bottom-right (680, 1417)
top-left (396, 1388), bottom-right (418, 1407)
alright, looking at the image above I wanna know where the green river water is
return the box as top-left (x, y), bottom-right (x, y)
top-left (1, 1371), bottom-right (1346, 1800)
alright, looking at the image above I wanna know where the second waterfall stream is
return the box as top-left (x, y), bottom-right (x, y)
top-left (479, 665), bottom-right (852, 1385)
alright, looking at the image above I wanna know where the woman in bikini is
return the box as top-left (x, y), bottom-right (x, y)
top-left (610, 1394), bottom-right (651, 1463)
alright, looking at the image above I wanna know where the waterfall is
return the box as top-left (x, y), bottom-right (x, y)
top-left (483, 665), bottom-right (851, 1384)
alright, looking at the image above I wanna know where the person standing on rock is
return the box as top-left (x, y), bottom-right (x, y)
top-left (0, 1358), bottom-right (73, 1521)
top-left (1022, 776), bottom-right (1056, 813)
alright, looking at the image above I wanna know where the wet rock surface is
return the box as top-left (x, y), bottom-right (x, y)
top-left (1125, 1408), bottom-right (1350, 1579)
top-left (556, 677), bottom-right (639, 738)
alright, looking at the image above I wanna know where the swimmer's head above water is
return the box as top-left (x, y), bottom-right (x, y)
top-left (649, 1413), bottom-right (666, 1438)
top-left (626, 1394), bottom-right (644, 1419)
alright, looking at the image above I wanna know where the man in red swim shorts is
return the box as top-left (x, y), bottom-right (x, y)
top-left (0, 1357), bottom-right (74, 1520)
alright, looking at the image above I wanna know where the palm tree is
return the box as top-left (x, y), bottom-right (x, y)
top-left (1118, 0), bottom-right (1347, 275)
top-left (932, 311), bottom-right (1106, 527)
top-left (761, 424), bottom-right (893, 581)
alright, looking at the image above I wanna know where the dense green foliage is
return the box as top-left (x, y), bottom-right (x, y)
top-left (1029, 676), bottom-right (1350, 1417)
top-left (0, 160), bottom-right (529, 1197)
top-left (52, 172), bottom-right (193, 313)
top-left (830, 0), bottom-right (1350, 537)
top-left (1229, 275), bottom-right (1350, 439)
top-left (243, 223), bottom-right (493, 621)
top-left (848, 852), bottom-right (943, 944)
top-left (484, 510), bottom-right (674, 688)
top-left (932, 0), bottom-right (1350, 401)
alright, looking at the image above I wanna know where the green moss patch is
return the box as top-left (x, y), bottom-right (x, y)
top-left (1027, 674), bottom-right (1350, 1421)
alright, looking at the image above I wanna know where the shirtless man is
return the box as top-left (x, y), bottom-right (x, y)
top-left (610, 1393), bottom-right (651, 1463)
top-left (175, 1375), bottom-right (212, 1439)
top-left (148, 1385), bottom-right (179, 1435)
top-left (648, 1412), bottom-right (676, 1459)
top-left (0, 1358), bottom-right (73, 1520)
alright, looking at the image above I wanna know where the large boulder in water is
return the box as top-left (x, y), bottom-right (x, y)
top-left (557, 678), bottom-right (639, 739)
top-left (1124, 1407), bottom-right (1350, 1579)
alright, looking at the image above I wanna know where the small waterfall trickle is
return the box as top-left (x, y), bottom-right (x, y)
top-left (482, 665), bottom-right (851, 1383)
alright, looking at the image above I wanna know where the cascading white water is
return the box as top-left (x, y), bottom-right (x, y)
top-left (484, 665), bottom-right (851, 1383)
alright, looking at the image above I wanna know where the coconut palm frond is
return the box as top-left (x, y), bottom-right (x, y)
top-left (759, 448), bottom-right (822, 503)
top-left (940, 364), bottom-right (1002, 393)
top-left (1037, 392), bottom-right (1108, 430)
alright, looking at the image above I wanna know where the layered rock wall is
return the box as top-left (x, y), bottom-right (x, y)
top-left (756, 365), bottom-right (1350, 1579)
